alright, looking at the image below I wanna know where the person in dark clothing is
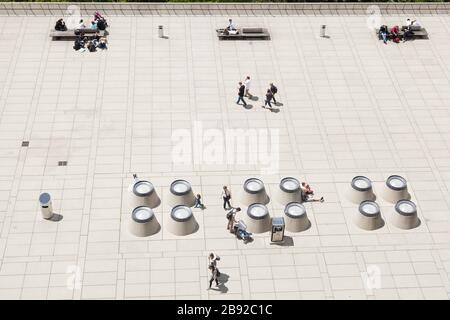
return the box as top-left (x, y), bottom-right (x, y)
top-left (269, 83), bottom-right (278, 104)
top-left (236, 82), bottom-right (247, 106)
top-left (222, 186), bottom-right (232, 210)
top-left (403, 26), bottom-right (414, 42)
top-left (194, 194), bottom-right (204, 209)
top-left (208, 265), bottom-right (220, 289)
top-left (263, 89), bottom-right (273, 109)
top-left (55, 18), bottom-right (67, 31)
top-left (87, 41), bottom-right (96, 52)
top-left (96, 18), bottom-right (108, 31)
top-left (73, 35), bottom-right (85, 51)
top-left (378, 25), bottom-right (389, 44)
top-left (73, 41), bottom-right (82, 51)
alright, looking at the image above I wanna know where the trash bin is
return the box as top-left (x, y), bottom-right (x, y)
top-left (39, 192), bottom-right (53, 219)
top-left (158, 25), bottom-right (164, 38)
top-left (271, 217), bottom-right (285, 242)
top-left (320, 25), bottom-right (326, 37)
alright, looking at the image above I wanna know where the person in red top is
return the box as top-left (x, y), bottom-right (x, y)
top-left (390, 25), bottom-right (400, 38)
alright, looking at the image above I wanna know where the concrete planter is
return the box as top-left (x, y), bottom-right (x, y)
top-left (128, 206), bottom-right (160, 237)
top-left (284, 202), bottom-right (310, 233)
top-left (354, 200), bottom-right (384, 231)
top-left (239, 178), bottom-right (269, 206)
top-left (347, 176), bottom-right (375, 204)
top-left (274, 177), bottom-right (302, 206)
top-left (390, 200), bottom-right (420, 230)
top-left (166, 179), bottom-right (196, 207)
top-left (128, 180), bottom-right (160, 209)
top-left (167, 205), bottom-right (198, 236)
top-left (244, 203), bottom-right (271, 234)
top-left (381, 175), bottom-right (410, 203)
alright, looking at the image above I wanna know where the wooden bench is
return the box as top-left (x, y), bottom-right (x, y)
top-left (50, 28), bottom-right (107, 41)
top-left (375, 27), bottom-right (428, 41)
top-left (216, 28), bottom-right (270, 40)
top-left (401, 26), bottom-right (428, 39)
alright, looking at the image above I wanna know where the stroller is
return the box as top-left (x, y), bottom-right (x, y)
top-left (233, 220), bottom-right (252, 243)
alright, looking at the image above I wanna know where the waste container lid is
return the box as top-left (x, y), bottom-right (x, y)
top-left (170, 180), bottom-right (192, 196)
top-left (247, 203), bottom-right (269, 220)
top-left (386, 175), bottom-right (407, 191)
top-left (351, 176), bottom-right (372, 191)
top-left (132, 206), bottom-right (154, 223)
top-left (272, 217), bottom-right (285, 226)
top-left (39, 192), bottom-right (51, 204)
top-left (280, 177), bottom-right (300, 193)
top-left (133, 180), bottom-right (154, 197)
top-left (171, 205), bottom-right (193, 222)
top-left (358, 200), bottom-right (380, 217)
top-left (284, 202), bottom-right (307, 218)
top-left (244, 178), bottom-right (264, 194)
top-left (395, 200), bottom-right (416, 216)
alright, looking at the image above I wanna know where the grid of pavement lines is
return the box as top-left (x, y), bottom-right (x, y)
top-left (0, 14), bottom-right (450, 299)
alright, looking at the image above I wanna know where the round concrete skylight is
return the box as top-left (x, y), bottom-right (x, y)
top-left (284, 202), bottom-right (307, 218)
top-left (280, 177), bottom-right (301, 193)
top-left (132, 206), bottom-right (154, 223)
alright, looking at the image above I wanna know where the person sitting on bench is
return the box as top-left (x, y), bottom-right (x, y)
top-left (403, 25), bottom-right (415, 42)
top-left (87, 41), bottom-right (97, 52)
top-left (225, 19), bottom-right (238, 35)
top-left (73, 36), bottom-right (86, 51)
top-left (54, 18), bottom-right (67, 31)
top-left (96, 18), bottom-right (108, 31)
top-left (77, 19), bottom-right (86, 29)
top-left (97, 37), bottom-right (108, 50)
top-left (378, 25), bottom-right (389, 44)
top-left (405, 18), bottom-right (421, 29)
top-left (90, 20), bottom-right (98, 30)
top-left (390, 25), bottom-right (400, 38)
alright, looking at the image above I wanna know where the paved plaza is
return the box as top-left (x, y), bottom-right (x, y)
top-left (1, 12), bottom-right (450, 300)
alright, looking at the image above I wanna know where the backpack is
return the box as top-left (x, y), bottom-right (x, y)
top-left (226, 211), bottom-right (233, 220)
top-left (393, 37), bottom-right (400, 43)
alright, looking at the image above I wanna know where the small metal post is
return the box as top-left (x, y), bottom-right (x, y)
top-left (158, 25), bottom-right (164, 38)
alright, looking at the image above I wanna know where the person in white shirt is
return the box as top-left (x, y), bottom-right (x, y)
top-left (227, 18), bottom-right (236, 31)
top-left (221, 186), bottom-right (232, 210)
top-left (208, 253), bottom-right (220, 269)
top-left (77, 19), bottom-right (86, 29)
top-left (405, 18), bottom-right (421, 28)
top-left (244, 76), bottom-right (252, 98)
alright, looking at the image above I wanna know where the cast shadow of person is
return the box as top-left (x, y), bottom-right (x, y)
top-left (249, 96), bottom-right (259, 101)
top-left (211, 273), bottom-right (229, 293)
top-left (243, 104), bottom-right (253, 110)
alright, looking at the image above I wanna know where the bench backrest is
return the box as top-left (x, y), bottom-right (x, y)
top-left (242, 28), bottom-right (265, 34)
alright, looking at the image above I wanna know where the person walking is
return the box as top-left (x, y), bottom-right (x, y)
top-left (194, 194), bottom-right (204, 209)
top-left (226, 207), bottom-right (241, 232)
top-left (236, 82), bottom-right (247, 106)
top-left (208, 265), bottom-right (220, 289)
top-left (244, 76), bottom-right (252, 98)
top-left (262, 89), bottom-right (273, 109)
top-left (270, 83), bottom-right (278, 104)
top-left (221, 186), bottom-right (232, 210)
top-left (208, 253), bottom-right (221, 276)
